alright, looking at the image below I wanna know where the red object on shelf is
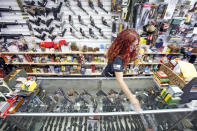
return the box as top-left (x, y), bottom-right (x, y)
top-left (156, 71), bottom-right (168, 78)
top-left (0, 68), bottom-right (5, 78)
top-left (91, 65), bottom-right (95, 73)
top-left (0, 97), bottom-right (17, 118)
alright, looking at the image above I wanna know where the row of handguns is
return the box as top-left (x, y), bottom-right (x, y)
top-left (24, 0), bottom-right (108, 17)
top-left (17, 86), bottom-right (161, 114)
top-left (17, 87), bottom-right (127, 113)
top-left (30, 15), bottom-right (110, 40)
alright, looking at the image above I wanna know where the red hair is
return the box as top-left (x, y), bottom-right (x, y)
top-left (107, 29), bottom-right (140, 67)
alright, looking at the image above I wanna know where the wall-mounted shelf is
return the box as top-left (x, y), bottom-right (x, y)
top-left (128, 62), bottom-right (162, 65)
top-left (7, 62), bottom-right (165, 65)
top-left (27, 72), bottom-right (154, 76)
top-left (1, 52), bottom-right (181, 55)
top-left (0, 51), bottom-right (106, 55)
top-left (7, 62), bottom-right (79, 65)
top-left (144, 52), bottom-right (180, 55)
top-left (6, 62), bottom-right (164, 65)
top-left (85, 62), bottom-right (106, 65)
top-left (7, 62), bottom-right (107, 65)
top-left (27, 73), bottom-right (101, 76)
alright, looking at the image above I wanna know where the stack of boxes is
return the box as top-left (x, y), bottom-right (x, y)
top-left (160, 85), bottom-right (183, 106)
top-left (153, 71), bottom-right (169, 86)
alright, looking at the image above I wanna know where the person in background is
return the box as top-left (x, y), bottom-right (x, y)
top-left (102, 29), bottom-right (142, 111)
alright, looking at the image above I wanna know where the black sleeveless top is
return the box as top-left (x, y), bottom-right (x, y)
top-left (102, 57), bottom-right (124, 77)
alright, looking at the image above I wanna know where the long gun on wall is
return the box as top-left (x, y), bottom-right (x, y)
top-left (0, 34), bottom-right (30, 42)
top-left (0, 21), bottom-right (27, 31)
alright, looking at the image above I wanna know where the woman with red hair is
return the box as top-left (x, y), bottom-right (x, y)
top-left (102, 29), bottom-right (141, 111)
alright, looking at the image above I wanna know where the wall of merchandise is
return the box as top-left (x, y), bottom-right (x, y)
top-left (0, 0), bottom-right (197, 76)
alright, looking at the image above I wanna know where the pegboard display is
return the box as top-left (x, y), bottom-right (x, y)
top-left (0, 0), bottom-right (116, 48)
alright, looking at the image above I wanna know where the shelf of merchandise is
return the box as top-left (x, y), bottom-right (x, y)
top-left (141, 62), bottom-right (162, 65)
top-left (125, 72), bottom-right (154, 75)
top-left (85, 62), bottom-right (107, 65)
top-left (144, 52), bottom-right (180, 55)
top-left (7, 62), bottom-right (164, 65)
top-left (128, 62), bottom-right (162, 65)
top-left (0, 51), bottom-right (106, 55)
top-left (27, 72), bottom-right (154, 76)
top-left (153, 76), bottom-right (169, 89)
top-left (27, 73), bottom-right (102, 76)
top-left (1, 52), bottom-right (181, 55)
top-left (7, 62), bottom-right (79, 65)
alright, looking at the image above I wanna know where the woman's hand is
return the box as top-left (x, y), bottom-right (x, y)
top-left (129, 95), bottom-right (142, 112)
top-left (115, 72), bottom-right (142, 112)
top-left (131, 102), bottom-right (142, 112)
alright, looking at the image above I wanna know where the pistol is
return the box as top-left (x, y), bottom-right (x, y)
top-left (48, 35), bottom-right (56, 41)
top-left (77, 0), bottom-right (89, 15)
top-left (78, 15), bottom-right (87, 26)
top-left (38, 0), bottom-right (47, 7)
top-left (98, 29), bottom-right (108, 39)
top-left (35, 33), bottom-right (46, 41)
top-left (102, 17), bottom-right (110, 27)
top-left (90, 16), bottom-right (101, 30)
top-left (46, 18), bottom-right (53, 27)
top-left (45, 27), bottom-right (54, 34)
top-left (69, 15), bottom-right (78, 31)
top-left (34, 28), bottom-right (44, 34)
top-left (80, 28), bottom-right (89, 39)
top-left (98, 0), bottom-right (108, 13)
top-left (96, 90), bottom-right (107, 96)
top-left (64, 0), bottom-right (76, 15)
top-left (70, 28), bottom-right (81, 39)
top-left (88, 0), bottom-right (98, 14)
top-left (89, 28), bottom-right (98, 39)
top-left (60, 28), bottom-right (67, 37)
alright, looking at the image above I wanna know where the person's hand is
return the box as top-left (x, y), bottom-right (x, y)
top-left (133, 103), bottom-right (142, 112)
top-left (129, 103), bottom-right (142, 112)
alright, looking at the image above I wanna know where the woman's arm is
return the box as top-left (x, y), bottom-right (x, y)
top-left (115, 72), bottom-right (142, 111)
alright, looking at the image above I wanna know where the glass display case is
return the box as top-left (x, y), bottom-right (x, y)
top-left (1, 77), bottom-right (197, 131)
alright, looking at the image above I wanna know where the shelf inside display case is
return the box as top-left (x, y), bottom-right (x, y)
top-left (3, 77), bottom-right (196, 131)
